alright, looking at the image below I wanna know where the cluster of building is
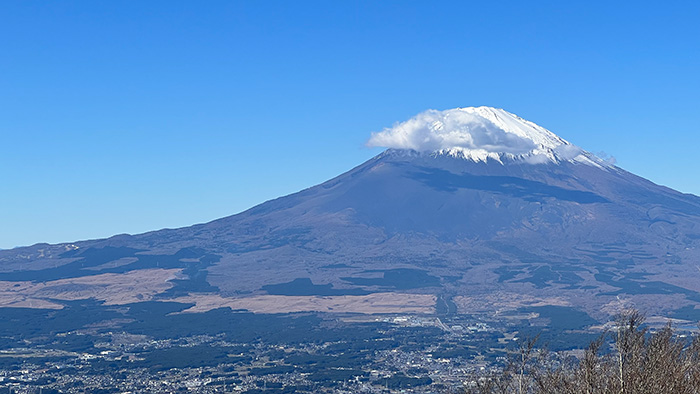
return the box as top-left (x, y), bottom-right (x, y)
top-left (0, 314), bottom-right (507, 394)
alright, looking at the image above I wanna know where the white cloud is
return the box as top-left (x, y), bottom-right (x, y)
top-left (366, 107), bottom-right (598, 166)
top-left (554, 144), bottom-right (584, 160)
top-left (367, 108), bottom-right (538, 154)
top-left (595, 151), bottom-right (617, 165)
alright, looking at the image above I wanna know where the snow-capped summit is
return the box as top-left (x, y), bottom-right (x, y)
top-left (367, 106), bottom-right (604, 166)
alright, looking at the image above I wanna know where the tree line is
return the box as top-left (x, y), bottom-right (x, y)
top-left (466, 310), bottom-right (700, 394)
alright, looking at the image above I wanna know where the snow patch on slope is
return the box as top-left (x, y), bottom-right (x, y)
top-left (367, 107), bottom-right (605, 166)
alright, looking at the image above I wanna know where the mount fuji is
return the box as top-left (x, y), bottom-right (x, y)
top-left (2, 107), bottom-right (700, 324)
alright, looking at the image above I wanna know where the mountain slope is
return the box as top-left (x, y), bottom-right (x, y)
top-left (2, 108), bottom-right (700, 322)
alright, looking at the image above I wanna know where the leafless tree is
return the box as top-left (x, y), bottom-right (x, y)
top-left (463, 309), bottom-right (700, 394)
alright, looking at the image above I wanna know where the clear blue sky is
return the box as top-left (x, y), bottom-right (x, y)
top-left (2, 1), bottom-right (699, 249)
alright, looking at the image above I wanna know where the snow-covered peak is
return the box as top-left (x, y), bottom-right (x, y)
top-left (367, 106), bottom-right (604, 166)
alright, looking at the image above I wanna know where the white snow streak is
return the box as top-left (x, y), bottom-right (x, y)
top-left (368, 107), bottom-right (602, 166)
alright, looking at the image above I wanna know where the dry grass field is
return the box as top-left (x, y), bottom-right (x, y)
top-left (0, 268), bottom-right (180, 309)
top-left (171, 292), bottom-right (436, 314)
